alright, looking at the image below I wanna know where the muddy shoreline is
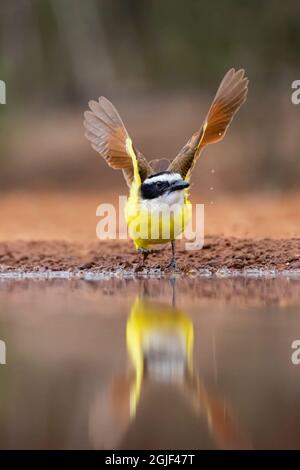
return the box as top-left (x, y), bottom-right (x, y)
top-left (0, 237), bottom-right (300, 278)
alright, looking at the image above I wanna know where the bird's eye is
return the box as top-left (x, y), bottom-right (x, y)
top-left (156, 182), bottom-right (163, 189)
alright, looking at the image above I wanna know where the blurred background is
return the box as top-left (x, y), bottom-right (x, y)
top-left (0, 0), bottom-right (299, 240)
top-left (1, 3), bottom-right (300, 451)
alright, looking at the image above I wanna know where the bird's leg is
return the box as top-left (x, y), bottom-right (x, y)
top-left (140, 247), bottom-right (150, 264)
top-left (134, 247), bottom-right (164, 272)
top-left (166, 240), bottom-right (177, 269)
top-left (134, 247), bottom-right (151, 271)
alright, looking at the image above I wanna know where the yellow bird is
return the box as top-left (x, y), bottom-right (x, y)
top-left (84, 68), bottom-right (248, 268)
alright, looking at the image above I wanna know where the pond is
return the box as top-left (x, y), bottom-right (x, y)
top-left (0, 276), bottom-right (299, 449)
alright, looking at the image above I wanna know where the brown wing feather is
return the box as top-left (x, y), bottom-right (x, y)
top-left (83, 97), bottom-right (152, 187)
top-left (168, 68), bottom-right (249, 179)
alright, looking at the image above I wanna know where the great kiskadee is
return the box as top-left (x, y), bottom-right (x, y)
top-left (84, 68), bottom-right (248, 268)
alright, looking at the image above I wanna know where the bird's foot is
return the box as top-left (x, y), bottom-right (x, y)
top-left (134, 247), bottom-right (162, 272)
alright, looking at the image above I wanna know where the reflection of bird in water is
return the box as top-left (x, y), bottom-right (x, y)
top-left (126, 296), bottom-right (193, 416)
top-left (89, 282), bottom-right (250, 449)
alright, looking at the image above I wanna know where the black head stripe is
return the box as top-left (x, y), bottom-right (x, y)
top-left (147, 171), bottom-right (172, 179)
top-left (140, 181), bottom-right (168, 199)
top-left (140, 171), bottom-right (183, 200)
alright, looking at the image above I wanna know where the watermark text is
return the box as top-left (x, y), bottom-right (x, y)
top-left (291, 80), bottom-right (300, 105)
top-left (0, 340), bottom-right (6, 365)
top-left (96, 197), bottom-right (204, 251)
top-left (0, 80), bottom-right (6, 104)
top-left (291, 340), bottom-right (300, 365)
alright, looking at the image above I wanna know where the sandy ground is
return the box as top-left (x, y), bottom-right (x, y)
top-left (0, 191), bottom-right (299, 275)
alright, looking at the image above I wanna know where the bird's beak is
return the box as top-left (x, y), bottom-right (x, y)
top-left (169, 180), bottom-right (190, 192)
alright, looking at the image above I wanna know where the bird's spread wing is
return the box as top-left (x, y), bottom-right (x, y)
top-left (168, 68), bottom-right (249, 179)
top-left (84, 97), bottom-right (152, 187)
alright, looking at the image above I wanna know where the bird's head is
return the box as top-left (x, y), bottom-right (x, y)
top-left (140, 172), bottom-right (189, 204)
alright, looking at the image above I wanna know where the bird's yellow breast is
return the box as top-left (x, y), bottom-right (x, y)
top-left (125, 182), bottom-right (192, 250)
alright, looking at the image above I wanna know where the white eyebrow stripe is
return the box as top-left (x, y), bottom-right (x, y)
top-left (144, 173), bottom-right (182, 184)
